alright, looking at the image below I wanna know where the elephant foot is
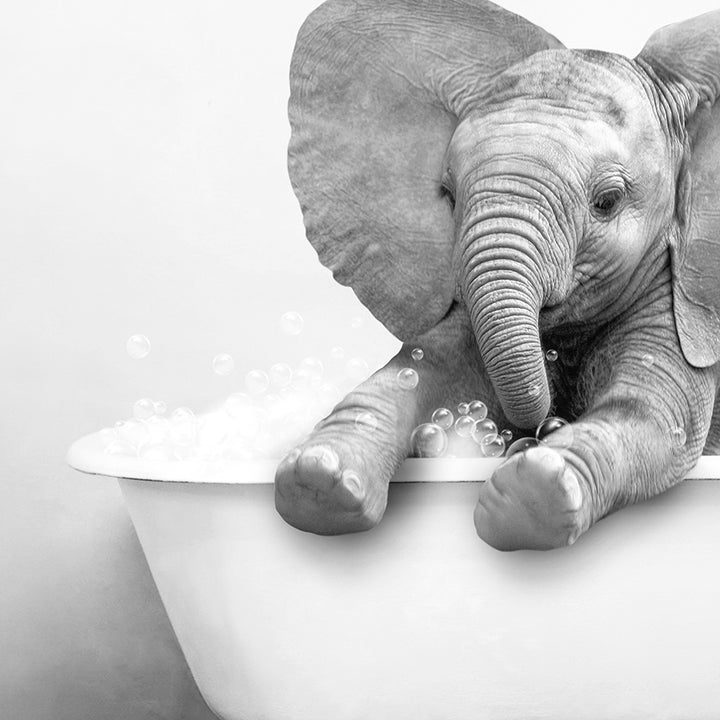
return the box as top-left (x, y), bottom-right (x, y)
top-left (473, 446), bottom-right (591, 551)
top-left (274, 440), bottom-right (389, 535)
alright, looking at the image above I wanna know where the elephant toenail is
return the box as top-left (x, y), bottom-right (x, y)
top-left (528, 446), bottom-right (564, 473)
top-left (302, 446), bottom-right (329, 464)
top-left (303, 446), bottom-right (338, 473)
top-left (564, 478), bottom-right (583, 510)
top-left (342, 471), bottom-right (365, 500)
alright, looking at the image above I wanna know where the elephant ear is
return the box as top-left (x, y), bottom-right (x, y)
top-left (637, 11), bottom-right (720, 368)
top-left (288, 0), bottom-right (563, 339)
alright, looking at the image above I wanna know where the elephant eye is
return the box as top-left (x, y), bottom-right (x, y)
top-left (440, 183), bottom-right (456, 210)
top-left (591, 187), bottom-right (625, 219)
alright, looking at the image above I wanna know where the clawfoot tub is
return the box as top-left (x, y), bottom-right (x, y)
top-left (68, 432), bottom-right (720, 720)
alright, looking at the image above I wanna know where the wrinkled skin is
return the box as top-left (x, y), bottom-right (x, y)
top-left (276, 0), bottom-right (720, 550)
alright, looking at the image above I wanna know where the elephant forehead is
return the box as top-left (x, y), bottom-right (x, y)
top-left (448, 54), bottom-right (668, 185)
top-left (488, 50), bottom-right (647, 125)
top-left (449, 111), bottom-right (626, 177)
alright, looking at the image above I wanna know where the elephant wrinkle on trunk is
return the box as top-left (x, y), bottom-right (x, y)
top-left (458, 198), bottom-right (560, 429)
top-left (463, 254), bottom-right (550, 429)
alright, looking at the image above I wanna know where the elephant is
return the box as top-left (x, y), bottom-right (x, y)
top-left (274, 0), bottom-right (720, 551)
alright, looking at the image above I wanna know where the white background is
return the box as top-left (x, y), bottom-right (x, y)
top-left (2, 1), bottom-right (718, 717)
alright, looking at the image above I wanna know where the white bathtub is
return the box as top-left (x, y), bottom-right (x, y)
top-left (68, 432), bottom-right (720, 720)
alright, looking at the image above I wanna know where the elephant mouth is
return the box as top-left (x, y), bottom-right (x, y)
top-left (538, 304), bottom-right (567, 331)
top-left (538, 298), bottom-right (610, 341)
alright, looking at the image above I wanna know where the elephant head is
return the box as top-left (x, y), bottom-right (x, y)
top-left (287, 0), bottom-right (720, 429)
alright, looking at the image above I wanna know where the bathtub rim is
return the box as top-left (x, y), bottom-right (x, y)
top-left (67, 431), bottom-right (720, 485)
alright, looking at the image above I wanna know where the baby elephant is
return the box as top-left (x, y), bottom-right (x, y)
top-left (275, 0), bottom-right (720, 550)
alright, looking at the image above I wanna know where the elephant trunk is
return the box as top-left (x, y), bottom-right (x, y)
top-left (461, 207), bottom-right (554, 429)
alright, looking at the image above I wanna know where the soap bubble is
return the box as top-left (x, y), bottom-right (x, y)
top-left (454, 415), bottom-right (475, 437)
top-left (536, 416), bottom-right (573, 448)
top-left (197, 414), bottom-right (230, 448)
top-left (269, 362), bottom-right (293, 389)
top-left (263, 393), bottom-right (282, 409)
top-left (330, 346), bottom-right (346, 361)
top-left (173, 445), bottom-right (198, 461)
top-left (213, 354), bottom-right (235, 376)
top-left (228, 403), bottom-right (265, 439)
top-left (641, 353), bottom-right (655, 368)
top-left (170, 406), bottom-right (194, 423)
top-left (527, 384), bottom-right (541, 398)
top-left (140, 443), bottom-right (176, 461)
top-left (308, 375), bottom-right (324, 391)
top-left (671, 426), bottom-right (687, 447)
top-left (410, 423), bottom-right (448, 457)
top-left (105, 439), bottom-right (137, 456)
top-left (99, 428), bottom-right (117, 448)
top-left (126, 334), bottom-right (151, 359)
top-left (294, 368), bottom-right (323, 391)
top-left (263, 396), bottom-right (291, 431)
top-left (431, 407), bottom-right (454, 430)
top-left (318, 382), bottom-right (341, 409)
top-left (299, 356), bottom-right (324, 377)
top-left (346, 357), bottom-right (370, 381)
top-left (264, 417), bottom-right (302, 454)
top-left (115, 419), bottom-right (150, 449)
top-left (224, 446), bottom-right (256, 462)
top-left (170, 412), bottom-right (196, 446)
top-left (411, 348), bottom-right (424, 361)
top-left (153, 400), bottom-right (167, 415)
top-left (505, 436), bottom-right (539, 458)
top-left (245, 369), bottom-right (270, 395)
top-left (280, 311), bottom-right (304, 336)
top-left (144, 416), bottom-right (171, 445)
top-left (472, 418), bottom-right (498, 445)
top-left (467, 400), bottom-right (488, 421)
top-left (133, 398), bottom-right (156, 421)
top-left (397, 367), bottom-right (419, 390)
top-left (545, 349), bottom-right (559, 362)
top-left (224, 393), bottom-right (251, 418)
top-left (273, 389), bottom-right (305, 414)
top-left (355, 411), bottom-right (378, 433)
top-left (500, 429), bottom-right (513, 443)
top-left (478, 434), bottom-right (506, 458)
top-left (254, 433), bottom-right (278, 458)
top-left (291, 367), bottom-right (315, 390)
top-left (457, 402), bottom-right (470, 416)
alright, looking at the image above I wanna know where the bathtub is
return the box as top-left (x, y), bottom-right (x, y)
top-left (68, 431), bottom-right (720, 720)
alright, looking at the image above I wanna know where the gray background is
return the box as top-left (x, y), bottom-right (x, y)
top-left (2, 0), bottom-right (716, 717)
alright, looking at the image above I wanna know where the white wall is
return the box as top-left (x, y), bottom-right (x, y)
top-left (2, 0), bottom-right (717, 717)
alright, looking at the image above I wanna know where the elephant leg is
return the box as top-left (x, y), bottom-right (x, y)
top-left (274, 303), bottom-right (499, 534)
top-left (474, 289), bottom-right (718, 551)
